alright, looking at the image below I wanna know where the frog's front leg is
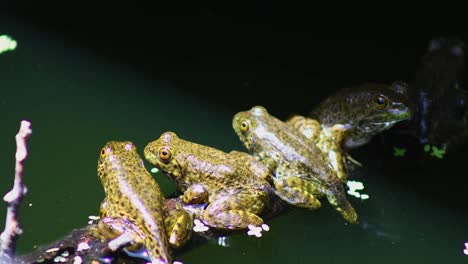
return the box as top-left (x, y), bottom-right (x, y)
top-left (272, 176), bottom-right (322, 209)
top-left (165, 208), bottom-right (193, 248)
top-left (181, 184), bottom-right (209, 204)
top-left (317, 124), bottom-right (352, 182)
top-left (286, 115), bottom-right (321, 142)
top-left (96, 217), bottom-right (144, 251)
top-left (202, 190), bottom-right (268, 230)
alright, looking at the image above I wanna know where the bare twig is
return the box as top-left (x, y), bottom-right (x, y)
top-left (0, 120), bottom-right (32, 260)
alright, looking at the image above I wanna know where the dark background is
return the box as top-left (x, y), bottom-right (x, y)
top-left (1, 3), bottom-right (451, 119)
top-left (2, 2), bottom-right (468, 208)
top-left (2, 2), bottom-right (467, 206)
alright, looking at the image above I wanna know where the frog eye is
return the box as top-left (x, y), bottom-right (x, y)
top-left (373, 94), bottom-right (389, 110)
top-left (100, 148), bottom-right (107, 158)
top-left (158, 147), bottom-right (172, 162)
top-left (240, 119), bottom-right (250, 132)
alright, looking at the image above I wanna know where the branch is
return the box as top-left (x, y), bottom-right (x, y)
top-left (0, 120), bottom-right (32, 261)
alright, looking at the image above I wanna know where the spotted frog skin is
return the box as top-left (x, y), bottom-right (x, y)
top-left (97, 141), bottom-right (193, 264)
top-left (144, 132), bottom-right (272, 230)
top-left (233, 106), bottom-right (358, 224)
top-left (287, 82), bottom-right (412, 181)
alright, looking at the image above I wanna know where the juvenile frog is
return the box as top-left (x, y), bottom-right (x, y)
top-left (144, 132), bottom-right (272, 230)
top-left (233, 106), bottom-right (358, 224)
top-left (287, 82), bottom-right (412, 180)
top-left (97, 141), bottom-right (193, 264)
top-left (290, 81), bottom-right (412, 149)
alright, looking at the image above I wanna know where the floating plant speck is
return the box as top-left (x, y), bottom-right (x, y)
top-left (0, 35), bottom-right (17, 54)
top-left (393, 147), bottom-right (406, 157)
top-left (193, 219), bottom-right (209, 232)
top-left (346, 180), bottom-right (370, 200)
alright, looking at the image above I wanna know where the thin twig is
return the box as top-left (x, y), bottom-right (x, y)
top-left (0, 120), bottom-right (32, 260)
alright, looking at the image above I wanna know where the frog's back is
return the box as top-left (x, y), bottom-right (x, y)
top-left (99, 141), bottom-right (170, 263)
top-left (246, 107), bottom-right (339, 185)
top-left (164, 137), bottom-right (268, 196)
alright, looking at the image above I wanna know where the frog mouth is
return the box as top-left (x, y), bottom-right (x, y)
top-left (358, 119), bottom-right (400, 133)
top-left (388, 104), bottom-right (412, 120)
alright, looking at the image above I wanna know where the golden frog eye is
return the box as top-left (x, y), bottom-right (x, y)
top-left (240, 119), bottom-right (250, 132)
top-left (100, 148), bottom-right (107, 158)
top-left (373, 94), bottom-right (389, 110)
top-left (158, 147), bottom-right (172, 162)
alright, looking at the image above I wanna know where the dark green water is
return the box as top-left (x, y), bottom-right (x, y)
top-left (1, 21), bottom-right (468, 264)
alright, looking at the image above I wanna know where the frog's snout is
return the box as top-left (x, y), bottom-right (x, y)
top-left (144, 145), bottom-right (157, 162)
top-left (389, 103), bottom-right (412, 120)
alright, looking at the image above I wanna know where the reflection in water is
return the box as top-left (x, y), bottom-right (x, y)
top-left (360, 221), bottom-right (401, 242)
top-left (217, 236), bottom-right (230, 248)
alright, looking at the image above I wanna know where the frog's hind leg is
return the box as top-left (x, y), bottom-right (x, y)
top-left (165, 208), bottom-right (194, 248)
top-left (95, 217), bottom-right (145, 251)
top-left (325, 184), bottom-right (358, 224)
top-left (272, 176), bottom-right (322, 209)
top-left (286, 115), bottom-right (321, 141)
top-left (97, 216), bottom-right (172, 264)
top-left (202, 190), bottom-right (268, 230)
top-left (317, 124), bottom-right (351, 182)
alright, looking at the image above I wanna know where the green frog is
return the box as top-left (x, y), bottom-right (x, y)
top-left (233, 106), bottom-right (358, 224)
top-left (97, 141), bottom-right (193, 264)
top-left (144, 132), bottom-right (272, 230)
top-left (287, 82), bottom-right (412, 181)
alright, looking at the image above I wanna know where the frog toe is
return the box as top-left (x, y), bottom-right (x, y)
top-left (165, 208), bottom-right (194, 248)
top-left (203, 209), bottom-right (264, 230)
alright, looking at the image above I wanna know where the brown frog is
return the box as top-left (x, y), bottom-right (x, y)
top-left (144, 132), bottom-right (272, 230)
top-left (96, 141), bottom-right (193, 264)
top-left (233, 106), bottom-right (358, 224)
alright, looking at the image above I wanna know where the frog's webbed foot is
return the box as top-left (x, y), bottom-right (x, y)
top-left (202, 190), bottom-right (268, 230)
top-left (181, 184), bottom-right (209, 204)
top-left (273, 176), bottom-right (322, 209)
top-left (286, 115), bottom-right (321, 142)
top-left (98, 217), bottom-right (172, 263)
top-left (165, 208), bottom-right (193, 248)
top-left (96, 217), bottom-right (143, 251)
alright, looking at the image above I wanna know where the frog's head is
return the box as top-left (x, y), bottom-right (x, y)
top-left (358, 81), bottom-right (412, 129)
top-left (97, 141), bottom-right (139, 184)
top-left (144, 131), bottom-right (184, 181)
top-left (322, 82), bottom-right (412, 131)
top-left (233, 106), bottom-right (271, 153)
top-left (321, 82), bottom-right (413, 148)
